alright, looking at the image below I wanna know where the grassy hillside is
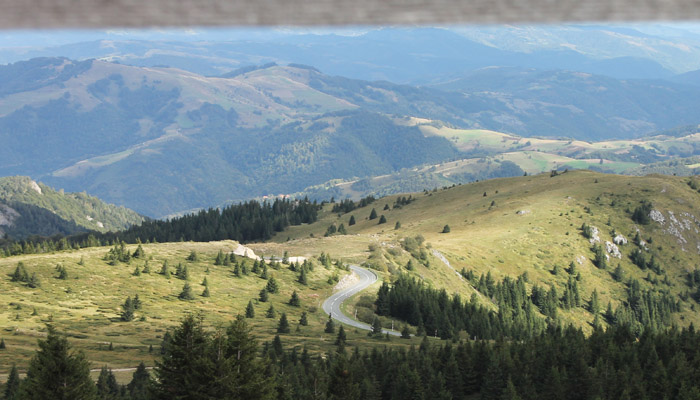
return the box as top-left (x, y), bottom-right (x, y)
top-left (265, 170), bottom-right (700, 333)
top-left (0, 176), bottom-right (144, 239)
top-left (0, 240), bottom-right (421, 378)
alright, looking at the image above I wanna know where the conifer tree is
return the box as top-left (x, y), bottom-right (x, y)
top-left (58, 266), bottom-right (68, 280)
top-left (202, 277), bottom-right (208, 286)
top-left (335, 325), bottom-right (347, 346)
top-left (142, 262), bottom-right (150, 274)
top-left (245, 300), bottom-right (255, 318)
top-left (371, 318), bottom-right (383, 337)
top-left (202, 285), bottom-right (210, 297)
top-left (442, 224), bottom-right (451, 233)
top-left (20, 325), bottom-right (97, 399)
top-left (289, 290), bottom-right (301, 307)
top-left (133, 265), bottom-right (141, 276)
top-left (121, 297), bottom-right (135, 321)
top-left (160, 261), bottom-right (170, 278)
top-left (133, 294), bottom-right (142, 310)
top-left (338, 223), bottom-right (347, 234)
top-left (325, 315), bottom-right (335, 333)
top-left (266, 305), bottom-right (276, 318)
top-left (214, 250), bottom-right (225, 266)
top-left (96, 367), bottom-right (120, 399)
top-left (298, 268), bottom-right (308, 285)
top-left (259, 288), bottom-right (269, 302)
top-left (378, 215), bottom-right (387, 224)
top-left (590, 289), bottom-right (600, 315)
top-left (127, 362), bottom-right (150, 400)
top-left (349, 215), bottom-right (356, 226)
top-left (401, 325), bottom-right (411, 339)
top-left (395, 221), bottom-right (401, 230)
top-left (132, 244), bottom-right (146, 259)
top-left (178, 283), bottom-right (195, 300)
top-left (234, 263), bottom-right (241, 277)
top-left (299, 312), bottom-right (308, 326)
top-left (369, 208), bottom-right (378, 220)
top-left (186, 250), bottom-right (198, 262)
top-left (0, 338), bottom-right (5, 349)
top-left (4, 364), bottom-right (20, 400)
top-left (266, 276), bottom-right (279, 293)
top-left (277, 313), bottom-right (291, 333)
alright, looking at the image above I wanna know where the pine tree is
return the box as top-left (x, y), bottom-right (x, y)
top-left (298, 268), bottom-right (308, 285)
top-left (202, 286), bottom-right (210, 297)
top-left (259, 288), bottom-right (269, 302)
top-left (338, 223), bottom-right (347, 234)
top-left (214, 250), bottom-right (225, 266)
top-left (127, 362), bottom-right (150, 400)
top-left (121, 297), bottom-right (135, 321)
top-left (133, 294), bottom-right (142, 310)
top-left (58, 266), bottom-right (68, 280)
top-left (142, 262), bottom-right (150, 274)
top-left (299, 312), bottom-right (308, 326)
top-left (133, 265), bottom-right (141, 276)
top-left (4, 365), bottom-right (20, 400)
top-left (442, 224), bottom-right (451, 233)
top-left (20, 325), bottom-right (98, 399)
top-left (234, 263), bottom-right (241, 277)
top-left (266, 277), bottom-right (279, 293)
top-left (371, 318), bottom-right (383, 337)
top-left (335, 325), bottom-right (347, 346)
top-left (369, 208), bottom-right (378, 220)
top-left (349, 215), bottom-right (356, 225)
top-left (96, 366), bottom-right (120, 399)
top-left (378, 215), bottom-right (387, 224)
top-left (289, 290), bottom-right (301, 307)
top-left (245, 300), bottom-right (255, 318)
top-left (395, 221), bottom-right (401, 230)
top-left (186, 250), bottom-right (198, 262)
top-left (401, 325), bottom-right (411, 339)
top-left (132, 244), bottom-right (146, 259)
top-left (266, 305), bottom-right (276, 318)
top-left (277, 313), bottom-right (291, 333)
top-left (178, 283), bottom-right (195, 300)
top-left (0, 338), bottom-right (6, 349)
top-left (590, 289), bottom-right (600, 315)
top-left (325, 315), bottom-right (335, 333)
top-left (160, 261), bottom-right (170, 278)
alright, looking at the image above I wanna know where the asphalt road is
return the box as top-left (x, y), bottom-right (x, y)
top-left (322, 265), bottom-right (400, 336)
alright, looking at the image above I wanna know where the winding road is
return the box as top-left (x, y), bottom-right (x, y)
top-left (322, 265), bottom-right (401, 336)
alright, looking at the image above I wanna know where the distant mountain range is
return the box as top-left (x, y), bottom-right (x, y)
top-left (3, 26), bottom-right (700, 83)
top-left (1, 56), bottom-right (700, 217)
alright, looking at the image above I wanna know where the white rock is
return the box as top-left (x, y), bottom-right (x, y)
top-left (233, 244), bottom-right (261, 260)
top-left (613, 234), bottom-right (627, 246)
top-left (588, 226), bottom-right (600, 244)
top-left (605, 241), bottom-right (622, 259)
top-left (650, 209), bottom-right (665, 224)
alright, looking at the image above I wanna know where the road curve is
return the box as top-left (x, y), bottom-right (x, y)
top-left (322, 265), bottom-right (400, 336)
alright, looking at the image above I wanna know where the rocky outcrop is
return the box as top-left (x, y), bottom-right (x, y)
top-left (232, 244), bottom-right (261, 260)
top-left (605, 241), bottom-right (622, 259)
top-left (613, 234), bottom-right (627, 246)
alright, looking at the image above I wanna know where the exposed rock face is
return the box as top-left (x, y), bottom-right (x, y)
top-left (588, 226), bottom-right (600, 245)
top-left (650, 210), bottom-right (665, 224)
top-left (0, 204), bottom-right (19, 228)
top-left (233, 244), bottom-right (260, 260)
top-left (613, 234), bottom-right (628, 246)
top-left (29, 180), bottom-right (42, 195)
top-left (605, 241), bottom-right (622, 259)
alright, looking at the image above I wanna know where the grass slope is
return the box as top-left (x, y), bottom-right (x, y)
top-left (0, 240), bottom-right (420, 380)
top-left (272, 170), bottom-right (700, 332)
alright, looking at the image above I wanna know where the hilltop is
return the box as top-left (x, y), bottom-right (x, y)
top-left (259, 170), bottom-right (700, 333)
top-left (0, 176), bottom-right (143, 239)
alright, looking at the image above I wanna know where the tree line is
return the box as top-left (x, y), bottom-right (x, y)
top-left (0, 198), bottom-right (319, 257)
top-left (7, 315), bottom-right (700, 400)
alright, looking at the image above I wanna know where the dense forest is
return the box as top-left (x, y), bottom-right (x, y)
top-left (7, 314), bottom-right (700, 400)
top-left (0, 197), bottom-right (319, 256)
